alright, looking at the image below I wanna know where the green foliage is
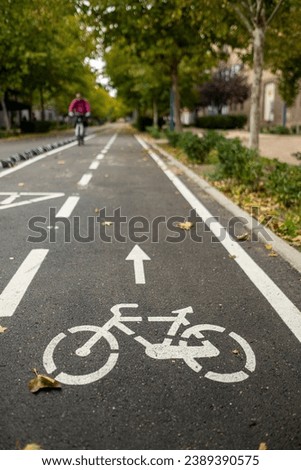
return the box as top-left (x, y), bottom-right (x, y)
top-left (20, 121), bottom-right (53, 133)
top-left (214, 138), bottom-right (263, 188)
top-left (196, 114), bottom-right (247, 129)
top-left (265, 162), bottom-right (301, 207)
top-left (165, 130), bottom-right (182, 147)
top-left (146, 127), bottom-right (163, 139)
top-left (177, 132), bottom-right (207, 162)
top-left (134, 116), bottom-right (153, 132)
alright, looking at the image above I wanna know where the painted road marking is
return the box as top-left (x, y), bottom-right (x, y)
top-left (126, 245), bottom-right (151, 284)
top-left (135, 135), bottom-right (301, 344)
top-left (0, 249), bottom-right (48, 317)
top-left (56, 196), bottom-right (80, 218)
top-left (0, 192), bottom-right (64, 210)
top-left (0, 134), bottom-right (96, 179)
top-left (96, 154), bottom-right (104, 161)
top-left (78, 173), bottom-right (93, 187)
top-left (89, 161), bottom-right (100, 170)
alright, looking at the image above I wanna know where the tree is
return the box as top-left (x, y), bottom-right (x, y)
top-left (221, 0), bottom-right (286, 149)
top-left (84, 0), bottom-right (225, 131)
top-left (199, 67), bottom-right (250, 114)
top-left (265, 1), bottom-right (301, 107)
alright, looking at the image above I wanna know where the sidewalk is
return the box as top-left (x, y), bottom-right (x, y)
top-left (191, 128), bottom-right (301, 166)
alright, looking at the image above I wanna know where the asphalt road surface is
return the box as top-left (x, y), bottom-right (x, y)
top-left (0, 124), bottom-right (300, 450)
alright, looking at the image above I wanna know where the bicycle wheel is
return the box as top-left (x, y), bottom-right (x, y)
top-left (179, 324), bottom-right (256, 383)
top-left (43, 325), bottom-right (119, 385)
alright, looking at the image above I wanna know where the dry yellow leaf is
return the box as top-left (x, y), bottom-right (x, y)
top-left (236, 232), bottom-right (249, 241)
top-left (232, 349), bottom-right (240, 356)
top-left (265, 244), bottom-right (273, 250)
top-left (268, 251), bottom-right (278, 257)
top-left (0, 326), bottom-right (7, 333)
top-left (28, 368), bottom-right (61, 393)
top-left (101, 221), bottom-right (113, 226)
top-left (258, 442), bottom-right (268, 450)
top-left (229, 254), bottom-right (237, 259)
top-left (23, 443), bottom-right (42, 450)
top-left (176, 221), bottom-right (194, 230)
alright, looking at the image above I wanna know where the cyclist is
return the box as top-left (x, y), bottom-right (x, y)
top-left (68, 93), bottom-right (91, 126)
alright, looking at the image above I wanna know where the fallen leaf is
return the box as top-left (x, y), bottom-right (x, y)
top-left (229, 254), bottom-right (237, 259)
top-left (236, 232), bottom-right (249, 241)
top-left (292, 235), bottom-right (301, 244)
top-left (28, 368), bottom-right (61, 393)
top-left (176, 221), bottom-right (194, 230)
top-left (23, 443), bottom-right (42, 450)
top-left (94, 208), bottom-right (100, 214)
top-left (268, 251), bottom-right (278, 257)
top-left (101, 221), bottom-right (113, 226)
top-left (57, 160), bottom-right (65, 165)
top-left (265, 244), bottom-right (273, 250)
top-left (0, 325), bottom-right (7, 333)
top-left (258, 442), bottom-right (268, 450)
top-left (232, 349), bottom-right (240, 356)
top-left (18, 182), bottom-right (25, 187)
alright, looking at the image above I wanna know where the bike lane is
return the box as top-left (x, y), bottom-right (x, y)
top-left (0, 127), bottom-right (300, 450)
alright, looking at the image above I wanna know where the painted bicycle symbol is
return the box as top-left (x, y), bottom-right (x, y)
top-left (43, 304), bottom-right (256, 385)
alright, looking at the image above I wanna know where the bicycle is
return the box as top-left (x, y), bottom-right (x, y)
top-left (43, 304), bottom-right (256, 386)
top-left (69, 112), bottom-right (87, 146)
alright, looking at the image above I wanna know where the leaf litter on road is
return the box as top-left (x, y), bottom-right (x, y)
top-left (0, 325), bottom-right (7, 333)
top-left (176, 221), bottom-right (194, 230)
top-left (28, 368), bottom-right (61, 393)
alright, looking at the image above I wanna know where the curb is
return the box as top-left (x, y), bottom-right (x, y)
top-left (145, 137), bottom-right (301, 275)
top-left (0, 137), bottom-right (76, 169)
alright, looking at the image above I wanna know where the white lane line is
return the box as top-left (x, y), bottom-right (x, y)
top-left (89, 161), bottom-right (100, 170)
top-left (0, 134), bottom-right (96, 179)
top-left (96, 154), bottom-right (104, 160)
top-left (56, 196), bottom-right (80, 218)
top-left (104, 133), bottom-right (118, 150)
top-left (77, 173), bottom-right (93, 187)
top-left (135, 135), bottom-right (301, 344)
top-left (0, 249), bottom-right (49, 317)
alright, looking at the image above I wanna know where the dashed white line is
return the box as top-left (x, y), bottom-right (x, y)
top-left (56, 196), bottom-right (80, 218)
top-left (89, 161), bottom-right (100, 170)
top-left (78, 173), bottom-right (93, 187)
top-left (96, 154), bottom-right (104, 160)
top-left (0, 249), bottom-right (49, 317)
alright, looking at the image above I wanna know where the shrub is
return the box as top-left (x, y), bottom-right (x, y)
top-left (177, 132), bottom-right (207, 162)
top-left (165, 130), bottom-right (182, 147)
top-left (146, 126), bottom-right (162, 139)
top-left (265, 162), bottom-right (301, 207)
top-left (215, 137), bottom-right (264, 188)
top-left (196, 114), bottom-right (247, 130)
top-left (134, 116), bottom-right (153, 131)
top-left (20, 121), bottom-right (52, 133)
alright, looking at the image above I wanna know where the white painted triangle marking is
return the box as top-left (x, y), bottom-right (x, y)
top-left (0, 192), bottom-right (65, 210)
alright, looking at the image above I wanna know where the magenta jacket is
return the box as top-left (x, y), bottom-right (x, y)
top-left (69, 98), bottom-right (91, 114)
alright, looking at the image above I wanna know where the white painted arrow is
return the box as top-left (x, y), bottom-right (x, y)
top-left (126, 245), bottom-right (151, 284)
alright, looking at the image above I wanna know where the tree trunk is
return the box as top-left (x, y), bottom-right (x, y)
top-left (153, 100), bottom-right (158, 128)
top-left (171, 65), bottom-right (182, 132)
top-left (40, 87), bottom-right (45, 121)
top-left (1, 93), bottom-right (11, 131)
top-left (249, 26), bottom-right (264, 149)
